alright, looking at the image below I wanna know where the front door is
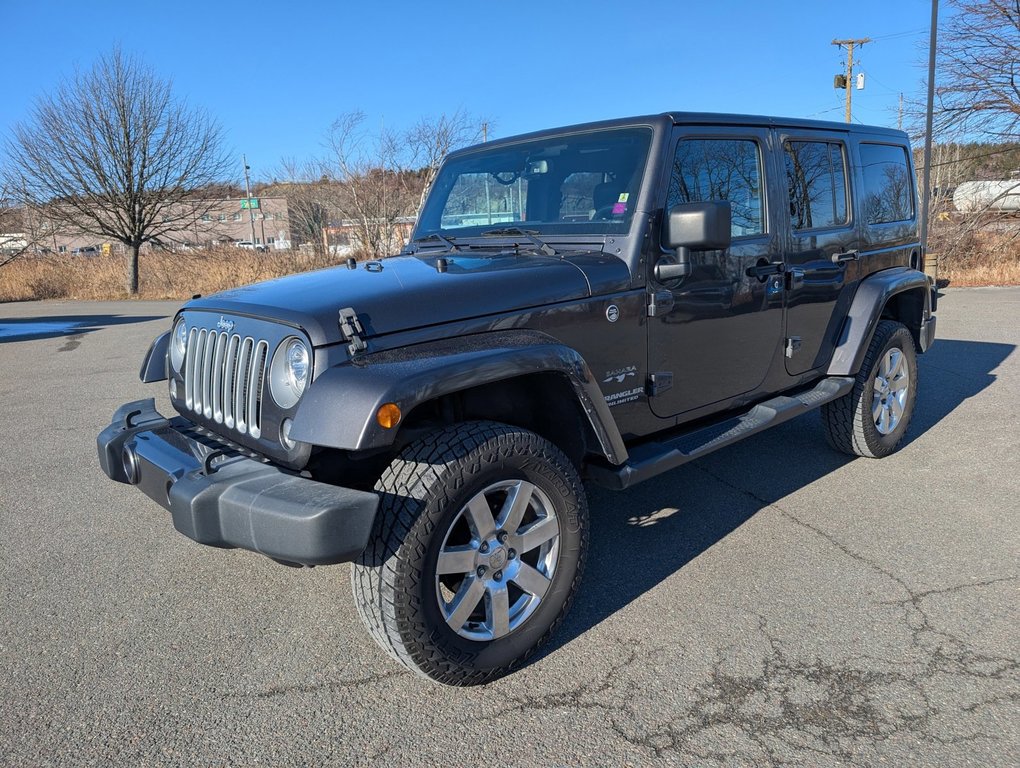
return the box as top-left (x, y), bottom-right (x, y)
top-left (648, 127), bottom-right (785, 419)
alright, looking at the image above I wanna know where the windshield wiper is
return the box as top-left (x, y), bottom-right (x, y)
top-left (481, 227), bottom-right (556, 257)
top-left (410, 232), bottom-right (460, 252)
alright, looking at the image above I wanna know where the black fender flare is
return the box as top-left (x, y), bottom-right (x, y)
top-left (828, 267), bottom-right (934, 376)
top-left (288, 330), bottom-right (629, 465)
top-left (139, 331), bottom-right (170, 383)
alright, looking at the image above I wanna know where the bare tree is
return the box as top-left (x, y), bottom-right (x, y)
top-left (266, 161), bottom-right (338, 257)
top-left (324, 112), bottom-right (416, 259)
top-left (324, 110), bottom-right (486, 259)
top-left (932, 0), bottom-right (1020, 141)
top-left (406, 110), bottom-right (488, 214)
top-left (2, 48), bottom-right (231, 293)
top-left (0, 184), bottom-right (57, 267)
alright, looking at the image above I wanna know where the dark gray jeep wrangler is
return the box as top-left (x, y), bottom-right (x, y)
top-left (98, 112), bottom-right (936, 685)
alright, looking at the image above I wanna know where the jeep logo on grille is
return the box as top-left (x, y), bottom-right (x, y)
top-left (216, 316), bottom-right (235, 334)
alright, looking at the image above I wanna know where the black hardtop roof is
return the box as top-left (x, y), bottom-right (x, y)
top-left (449, 112), bottom-right (907, 157)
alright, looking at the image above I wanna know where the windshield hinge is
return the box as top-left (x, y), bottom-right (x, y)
top-left (338, 307), bottom-right (368, 357)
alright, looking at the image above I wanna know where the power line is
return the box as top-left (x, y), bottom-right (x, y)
top-left (925, 145), bottom-right (1020, 169)
top-left (869, 27), bottom-right (928, 41)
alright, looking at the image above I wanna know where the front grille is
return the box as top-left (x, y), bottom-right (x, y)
top-left (183, 328), bottom-right (269, 439)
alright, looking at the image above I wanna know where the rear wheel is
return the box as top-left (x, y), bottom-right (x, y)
top-left (351, 421), bottom-right (588, 685)
top-left (822, 319), bottom-right (918, 458)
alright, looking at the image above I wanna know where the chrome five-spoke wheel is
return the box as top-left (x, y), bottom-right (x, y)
top-left (872, 346), bottom-right (909, 435)
top-left (435, 480), bottom-right (560, 641)
top-left (352, 421), bottom-right (588, 685)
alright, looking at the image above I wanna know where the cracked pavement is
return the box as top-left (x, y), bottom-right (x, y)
top-left (1, 289), bottom-right (1017, 766)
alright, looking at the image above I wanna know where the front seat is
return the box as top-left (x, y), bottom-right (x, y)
top-left (591, 180), bottom-right (625, 220)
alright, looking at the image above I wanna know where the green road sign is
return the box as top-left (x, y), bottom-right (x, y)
top-left (240, 198), bottom-right (260, 210)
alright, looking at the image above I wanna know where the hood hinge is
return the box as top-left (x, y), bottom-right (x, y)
top-left (338, 307), bottom-right (368, 357)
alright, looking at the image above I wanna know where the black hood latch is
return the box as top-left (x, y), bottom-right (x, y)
top-left (338, 307), bottom-right (368, 358)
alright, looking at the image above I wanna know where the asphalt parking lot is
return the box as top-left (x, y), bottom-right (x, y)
top-left (0, 288), bottom-right (1017, 767)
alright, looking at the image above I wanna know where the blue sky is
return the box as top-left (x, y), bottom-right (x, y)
top-left (3, 0), bottom-right (938, 182)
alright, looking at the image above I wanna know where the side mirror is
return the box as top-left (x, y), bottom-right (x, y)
top-left (656, 201), bottom-right (733, 280)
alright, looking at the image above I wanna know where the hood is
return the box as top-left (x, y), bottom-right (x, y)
top-left (185, 252), bottom-right (597, 346)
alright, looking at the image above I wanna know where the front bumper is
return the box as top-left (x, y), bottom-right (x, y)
top-left (97, 399), bottom-right (380, 565)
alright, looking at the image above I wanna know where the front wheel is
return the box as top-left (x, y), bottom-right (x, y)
top-left (822, 319), bottom-right (918, 458)
top-left (351, 421), bottom-right (588, 685)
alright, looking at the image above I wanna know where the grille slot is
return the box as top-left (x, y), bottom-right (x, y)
top-left (183, 329), bottom-right (269, 438)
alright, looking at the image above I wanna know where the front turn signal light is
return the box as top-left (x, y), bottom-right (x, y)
top-left (377, 403), bottom-right (402, 429)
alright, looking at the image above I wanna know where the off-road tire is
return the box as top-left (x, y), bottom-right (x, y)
top-left (822, 319), bottom-right (918, 458)
top-left (351, 421), bottom-right (588, 685)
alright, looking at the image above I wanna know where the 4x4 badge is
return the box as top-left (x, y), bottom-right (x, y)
top-left (216, 316), bottom-right (235, 333)
top-left (606, 305), bottom-right (620, 323)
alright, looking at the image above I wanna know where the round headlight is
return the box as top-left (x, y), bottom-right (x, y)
top-left (170, 318), bottom-right (188, 371)
top-left (269, 337), bottom-right (311, 409)
top-left (286, 339), bottom-right (309, 392)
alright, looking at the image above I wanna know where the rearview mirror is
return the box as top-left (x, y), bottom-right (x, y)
top-left (657, 201), bottom-right (732, 281)
top-left (524, 160), bottom-right (548, 177)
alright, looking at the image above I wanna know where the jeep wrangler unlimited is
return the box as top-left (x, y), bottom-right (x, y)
top-left (98, 113), bottom-right (936, 685)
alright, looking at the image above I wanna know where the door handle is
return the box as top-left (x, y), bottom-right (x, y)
top-left (787, 267), bottom-right (805, 290)
top-left (832, 250), bottom-right (859, 264)
top-left (746, 259), bottom-right (785, 280)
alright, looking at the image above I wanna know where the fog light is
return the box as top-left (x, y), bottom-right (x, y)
top-left (122, 445), bottom-right (140, 484)
top-left (281, 418), bottom-right (296, 449)
top-left (377, 403), bottom-right (401, 429)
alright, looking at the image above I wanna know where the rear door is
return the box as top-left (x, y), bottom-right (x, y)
top-left (777, 130), bottom-right (861, 375)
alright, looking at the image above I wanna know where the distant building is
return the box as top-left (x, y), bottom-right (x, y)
top-left (19, 197), bottom-right (294, 254)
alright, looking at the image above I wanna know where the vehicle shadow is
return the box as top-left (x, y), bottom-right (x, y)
top-left (544, 337), bottom-right (1016, 658)
top-left (0, 314), bottom-right (167, 343)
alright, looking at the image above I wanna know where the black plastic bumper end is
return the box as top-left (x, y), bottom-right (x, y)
top-left (97, 400), bottom-right (380, 566)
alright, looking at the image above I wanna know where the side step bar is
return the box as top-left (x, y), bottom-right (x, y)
top-left (586, 376), bottom-right (854, 490)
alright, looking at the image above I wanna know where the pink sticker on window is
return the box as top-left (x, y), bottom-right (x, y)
top-left (612, 202), bottom-right (627, 215)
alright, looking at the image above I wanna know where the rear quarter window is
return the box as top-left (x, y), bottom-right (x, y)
top-left (859, 143), bottom-right (914, 225)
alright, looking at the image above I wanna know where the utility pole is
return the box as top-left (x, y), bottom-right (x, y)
top-left (898, 93), bottom-right (904, 130)
top-left (832, 38), bottom-right (870, 123)
top-left (920, 0), bottom-right (940, 256)
top-left (242, 155), bottom-right (258, 246)
top-left (482, 122), bottom-right (488, 142)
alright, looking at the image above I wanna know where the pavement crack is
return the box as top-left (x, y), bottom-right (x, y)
top-left (228, 669), bottom-right (405, 699)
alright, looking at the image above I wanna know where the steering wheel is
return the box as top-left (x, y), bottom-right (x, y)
top-left (591, 205), bottom-right (621, 221)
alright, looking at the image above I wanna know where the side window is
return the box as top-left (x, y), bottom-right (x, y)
top-left (667, 138), bottom-right (764, 237)
top-left (859, 143), bottom-right (914, 225)
top-left (784, 141), bottom-right (848, 230)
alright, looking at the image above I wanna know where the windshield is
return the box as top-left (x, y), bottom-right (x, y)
top-left (416, 127), bottom-right (653, 240)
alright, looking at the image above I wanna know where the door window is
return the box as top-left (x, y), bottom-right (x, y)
top-left (667, 138), bottom-right (764, 237)
top-left (784, 141), bottom-right (849, 230)
top-left (859, 143), bottom-right (914, 224)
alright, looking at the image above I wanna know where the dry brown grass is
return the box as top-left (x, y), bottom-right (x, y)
top-left (0, 247), bottom-right (351, 303)
top-left (929, 226), bottom-right (1020, 287)
top-left (2, 230), bottom-right (1018, 303)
